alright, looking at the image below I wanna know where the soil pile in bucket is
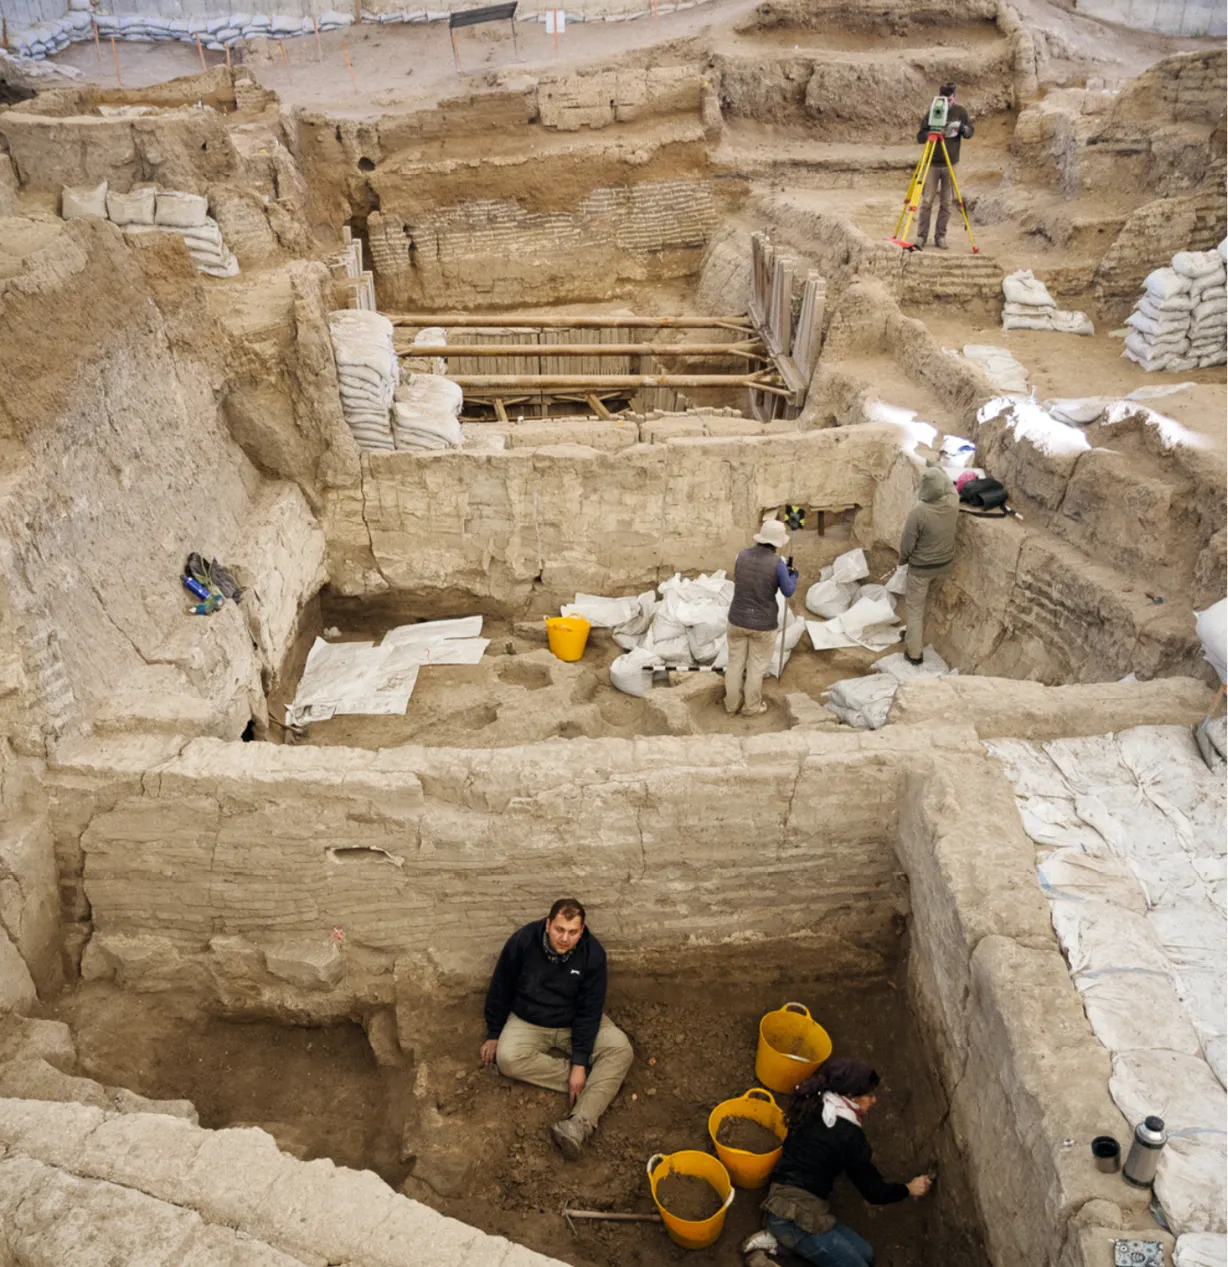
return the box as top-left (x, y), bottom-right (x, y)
top-left (716, 1115), bottom-right (782, 1154)
top-left (656, 1172), bottom-right (723, 1221)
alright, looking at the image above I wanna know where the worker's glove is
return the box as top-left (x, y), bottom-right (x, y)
top-left (788, 568), bottom-right (798, 580)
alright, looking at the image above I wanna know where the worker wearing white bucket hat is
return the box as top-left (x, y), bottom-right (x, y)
top-left (726, 518), bottom-right (797, 717)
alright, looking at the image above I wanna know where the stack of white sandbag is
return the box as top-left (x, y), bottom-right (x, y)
top-left (804, 548), bottom-right (908, 651)
top-left (591, 571), bottom-right (806, 696)
top-left (392, 373), bottom-right (463, 452)
top-left (824, 647), bottom-right (952, 730)
top-left (1182, 247), bottom-right (1227, 368)
top-left (1124, 243), bottom-right (1227, 372)
top-left (1001, 269), bottom-right (1093, 336)
top-left (329, 310), bottom-right (398, 453)
top-left (60, 184), bottom-right (240, 277)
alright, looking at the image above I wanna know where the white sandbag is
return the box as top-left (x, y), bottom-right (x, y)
top-left (1127, 309), bottom-right (1189, 339)
top-left (1172, 250), bottom-right (1223, 280)
top-left (154, 190), bottom-right (208, 228)
top-left (1145, 267), bottom-right (1193, 301)
top-left (871, 647), bottom-right (951, 681)
top-left (1175, 1234), bottom-right (1228, 1267)
top-left (197, 256), bottom-right (240, 278)
top-left (1002, 313), bottom-right (1054, 331)
top-left (1139, 293), bottom-right (1194, 318)
top-left (1003, 300), bottom-right (1055, 316)
top-left (562, 593), bottom-right (641, 628)
top-left (1193, 297), bottom-right (1227, 322)
top-left (1200, 352), bottom-right (1227, 368)
top-left (1050, 309), bottom-right (1095, 336)
top-left (1001, 268), bottom-right (1055, 308)
top-left (856, 583), bottom-right (889, 604)
top-left (106, 184), bottom-right (156, 225)
top-left (1190, 269), bottom-right (1226, 299)
top-left (840, 595), bottom-right (898, 639)
top-left (1046, 397), bottom-right (1113, 425)
top-left (611, 591), bottom-right (657, 649)
top-left (825, 675), bottom-right (899, 730)
top-left (1220, 239), bottom-right (1228, 264)
top-left (830, 548), bottom-right (869, 585)
top-left (1196, 599), bottom-right (1227, 684)
top-left (884, 565), bottom-right (908, 596)
top-left (763, 600), bottom-right (806, 679)
top-left (805, 579), bottom-right (857, 619)
top-left (61, 180), bottom-right (107, 219)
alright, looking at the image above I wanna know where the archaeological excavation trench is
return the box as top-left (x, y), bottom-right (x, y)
top-left (0, 2), bottom-right (1225, 1266)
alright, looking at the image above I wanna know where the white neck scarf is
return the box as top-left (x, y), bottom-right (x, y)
top-left (821, 1092), bottom-right (863, 1130)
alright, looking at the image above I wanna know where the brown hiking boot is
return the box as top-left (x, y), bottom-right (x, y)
top-left (551, 1115), bottom-right (594, 1161)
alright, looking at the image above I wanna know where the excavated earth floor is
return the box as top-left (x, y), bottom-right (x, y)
top-left (51, 942), bottom-right (988, 1267)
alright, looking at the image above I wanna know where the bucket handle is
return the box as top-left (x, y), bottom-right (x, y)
top-left (721, 1186), bottom-right (736, 1212)
top-left (782, 1001), bottom-right (812, 1018)
top-left (742, 1088), bottom-right (779, 1107)
top-left (646, 1153), bottom-right (666, 1180)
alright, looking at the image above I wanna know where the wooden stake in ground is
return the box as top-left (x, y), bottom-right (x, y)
top-left (449, 27), bottom-right (462, 71)
top-left (653, 0), bottom-right (659, 31)
top-left (195, 32), bottom-right (206, 72)
top-left (343, 41), bottom-right (358, 94)
top-left (313, 16), bottom-right (322, 61)
top-left (92, 19), bottom-right (102, 62)
top-left (225, 43), bottom-right (231, 69)
top-left (110, 35), bottom-right (122, 88)
top-left (278, 38), bottom-right (289, 67)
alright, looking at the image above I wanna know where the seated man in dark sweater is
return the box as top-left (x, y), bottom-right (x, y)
top-left (481, 898), bottom-right (633, 1160)
top-left (742, 1058), bottom-right (931, 1267)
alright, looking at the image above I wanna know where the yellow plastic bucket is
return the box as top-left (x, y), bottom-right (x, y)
top-left (646, 1150), bottom-right (735, 1250)
top-left (755, 1001), bottom-right (833, 1094)
top-left (545, 615), bottom-right (591, 662)
top-left (708, 1088), bottom-right (787, 1189)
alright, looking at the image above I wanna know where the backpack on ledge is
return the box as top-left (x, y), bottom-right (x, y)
top-left (958, 477), bottom-right (1013, 518)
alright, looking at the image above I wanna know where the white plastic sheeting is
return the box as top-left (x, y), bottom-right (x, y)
top-left (1176, 1233), bottom-right (1228, 1267)
top-left (988, 725), bottom-right (1228, 1236)
top-left (961, 344), bottom-right (1029, 395)
top-left (286, 618), bottom-right (488, 725)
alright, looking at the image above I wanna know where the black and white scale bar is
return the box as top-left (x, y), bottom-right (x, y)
top-left (642, 665), bottom-right (725, 673)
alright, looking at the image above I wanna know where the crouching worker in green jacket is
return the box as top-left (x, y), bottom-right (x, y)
top-left (897, 464), bottom-right (959, 665)
top-left (480, 898), bottom-right (633, 1160)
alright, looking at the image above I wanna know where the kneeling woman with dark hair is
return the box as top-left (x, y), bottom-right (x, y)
top-left (742, 1058), bottom-right (931, 1267)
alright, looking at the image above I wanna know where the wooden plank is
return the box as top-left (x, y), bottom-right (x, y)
top-left (493, 398), bottom-right (508, 423)
top-left (387, 313), bottom-right (752, 329)
top-left (394, 342), bottom-right (767, 358)
top-left (446, 374), bottom-right (771, 388)
top-left (586, 394), bottom-right (612, 419)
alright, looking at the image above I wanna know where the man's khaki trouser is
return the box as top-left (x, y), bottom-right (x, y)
top-left (904, 562), bottom-right (951, 659)
top-left (917, 164), bottom-right (953, 244)
top-left (495, 1013), bottom-right (633, 1126)
top-left (725, 622), bottom-right (779, 714)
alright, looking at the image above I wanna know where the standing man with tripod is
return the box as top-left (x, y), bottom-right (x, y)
top-left (914, 82), bottom-right (974, 250)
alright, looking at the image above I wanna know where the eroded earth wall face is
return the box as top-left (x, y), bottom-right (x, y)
top-left (323, 426), bottom-right (900, 607)
top-left (50, 728), bottom-right (929, 1019)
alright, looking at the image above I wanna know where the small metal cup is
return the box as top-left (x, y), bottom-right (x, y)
top-left (1092, 1136), bottom-right (1121, 1173)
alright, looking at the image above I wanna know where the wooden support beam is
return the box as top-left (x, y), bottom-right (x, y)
top-left (493, 398), bottom-right (508, 423)
top-left (387, 313), bottom-right (753, 329)
top-left (446, 374), bottom-right (775, 389)
top-left (586, 394), bottom-right (612, 419)
top-left (395, 342), bottom-right (766, 359)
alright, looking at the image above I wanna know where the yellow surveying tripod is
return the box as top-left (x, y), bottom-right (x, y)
top-left (891, 99), bottom-right (978, 253)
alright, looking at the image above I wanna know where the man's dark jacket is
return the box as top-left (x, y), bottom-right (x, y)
top-left (916, 103), bottom-right (973, 164)
top-left (484, 919), bottom-right (607, 1066)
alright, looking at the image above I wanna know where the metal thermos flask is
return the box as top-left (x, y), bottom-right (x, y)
top-left (1123, 1116), bottom-right (1167, 1188)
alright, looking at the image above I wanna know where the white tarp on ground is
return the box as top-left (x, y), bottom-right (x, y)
top-left (286, 618), bottom-right (487, 725)
top-left (988, 725), bottom-right (1228, 1237)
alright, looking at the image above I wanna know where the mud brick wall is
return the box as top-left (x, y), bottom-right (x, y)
top-left (45, 726), bottom-right (957, 1016)
top-left (321, 425), bottom-right (901, 604)
top-left (367, 178), bottom-right (718, 308)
